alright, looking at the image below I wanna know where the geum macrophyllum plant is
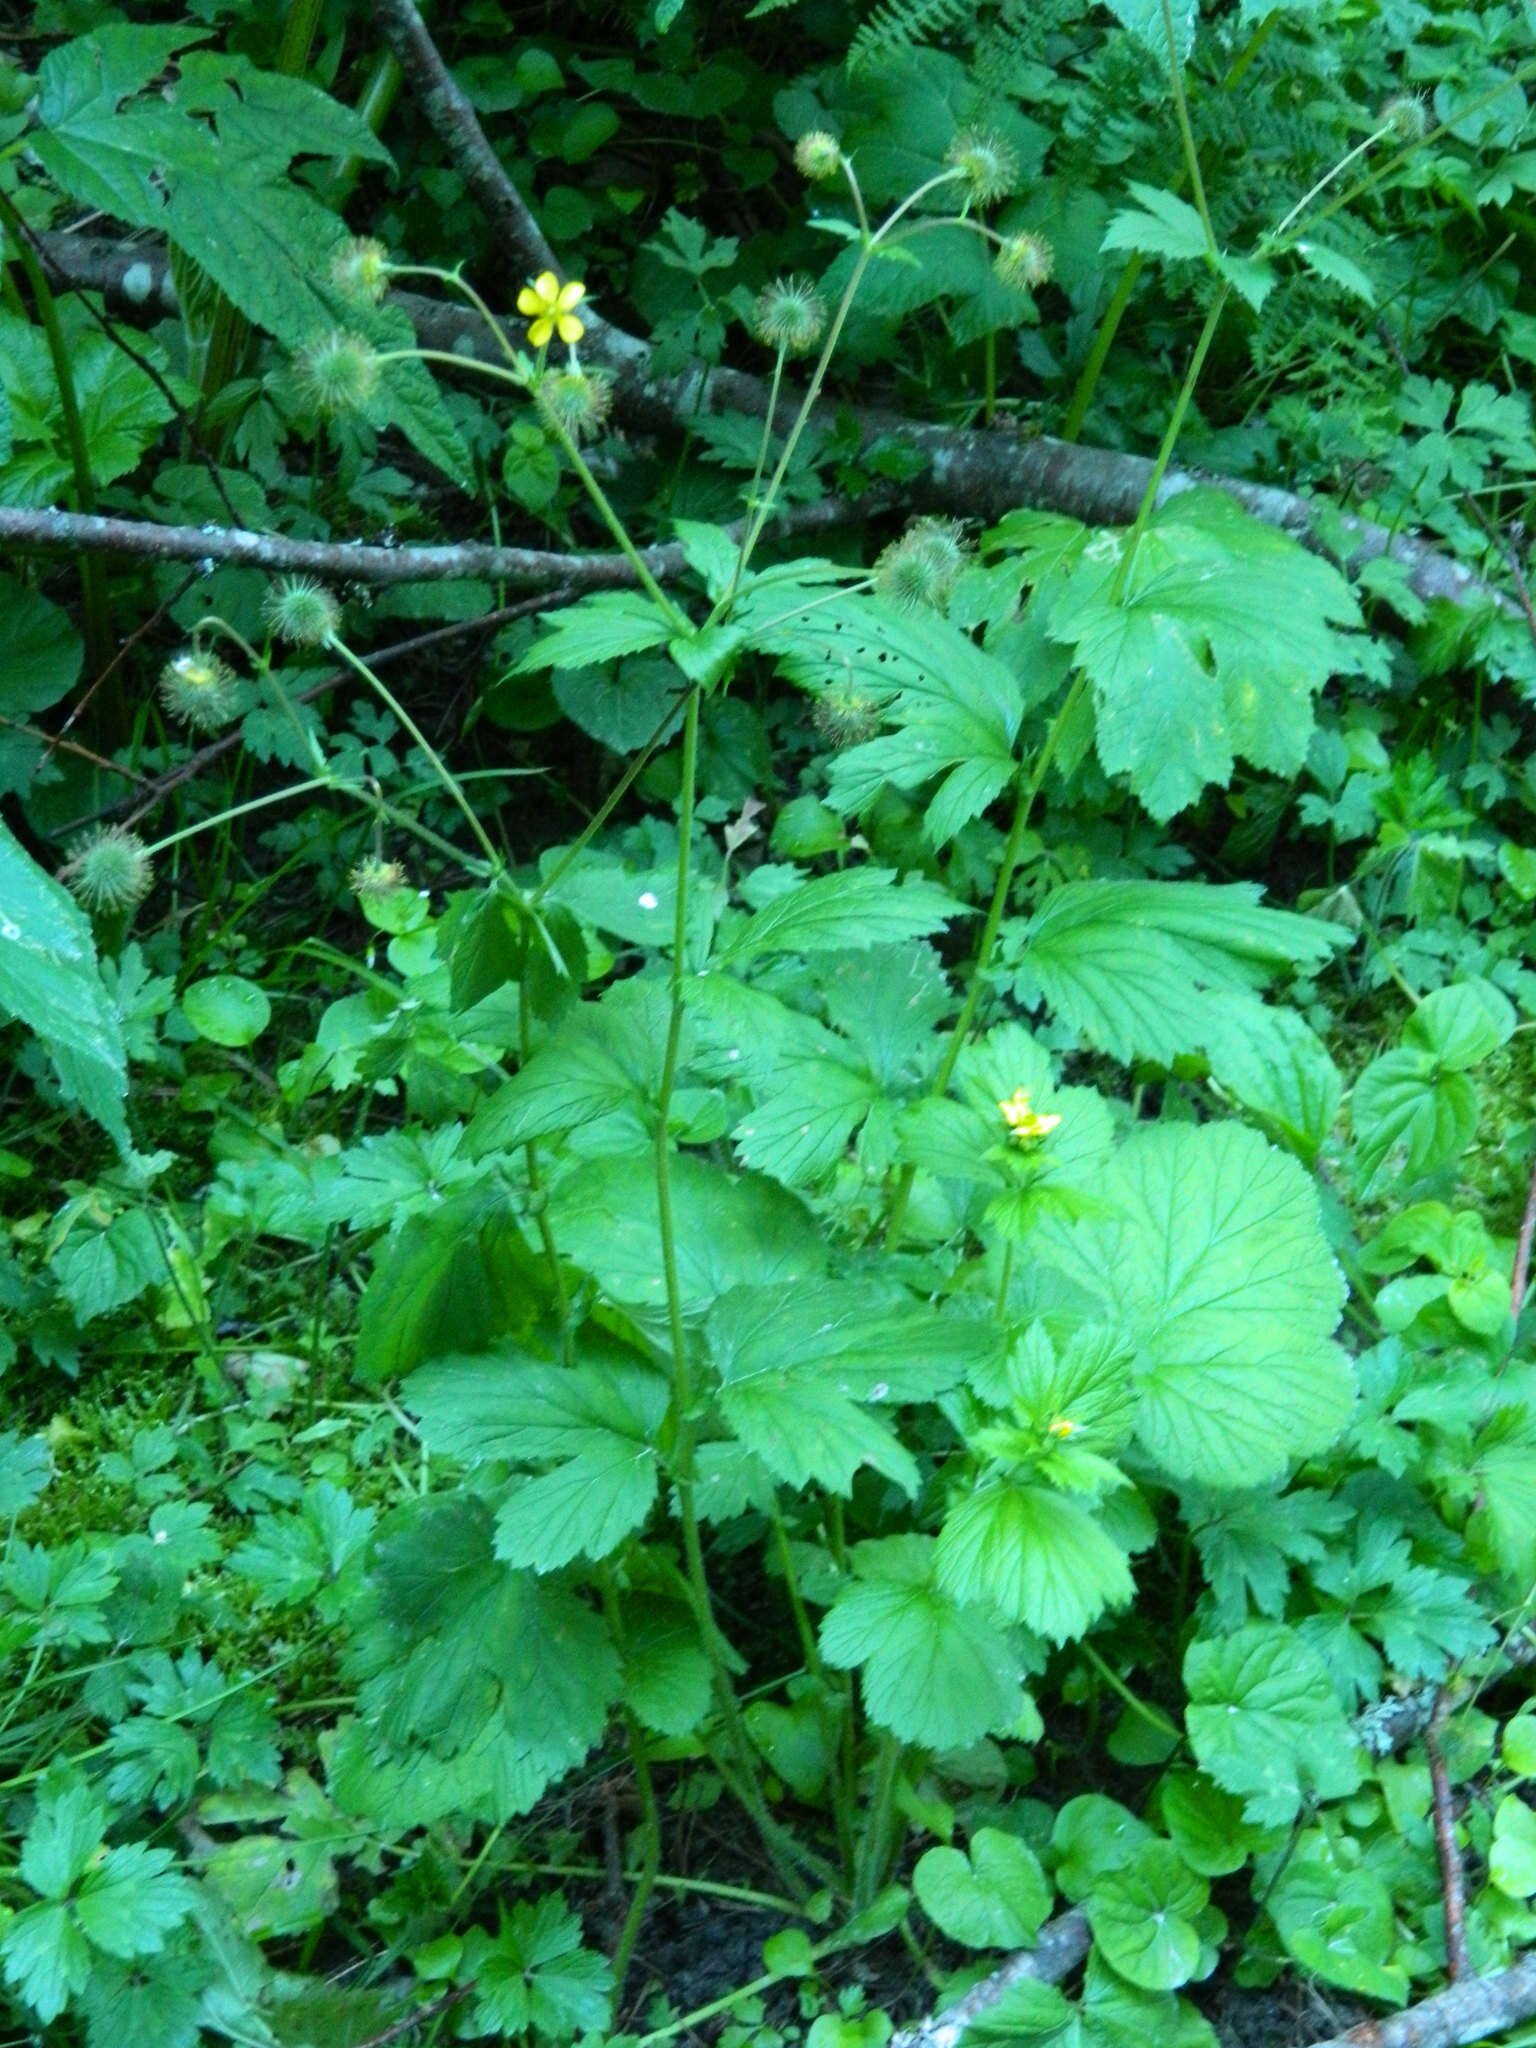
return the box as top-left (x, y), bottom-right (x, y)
top-left (19, 32), bottom-right (1536, 2042)
top-left (224, 108), bottom-right (1506, 2031)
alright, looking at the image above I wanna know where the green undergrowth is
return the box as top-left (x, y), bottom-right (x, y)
top-left (4, 1), bottom-right (1536, 2045)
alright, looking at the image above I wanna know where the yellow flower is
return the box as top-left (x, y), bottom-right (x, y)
top-left (1047, 1417), bottom-right (1079, 1438)
top-left (517, 271), bottom-right (587, 347)
top-left (997, 1086), bottom-right (1062, 1146)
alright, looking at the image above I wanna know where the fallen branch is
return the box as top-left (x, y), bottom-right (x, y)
top-left (0, 495), bottom-right (861, 589)
top-left (1301, 1954), bottom-right (1536, 2048)
top-left (366, 0), bottom-right (555, 286)
top-left (887, 1912), bottom-right (1091, 2048)
top-left (38, 230), bottom-right (1510, 619)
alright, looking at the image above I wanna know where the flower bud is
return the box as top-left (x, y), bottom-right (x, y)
top-left (994, 230), bottom-right (1055, 291)
top-left (944, 128), bottom-right (1020, 205)
top-left (1379, 94), bottom-right (1428, 143)
top-left (330, 237), bottom-right (392, 306)
top-left (158, 648), bottom-right (239, 733)
top-left (533, 366), bottom-right (615, 442)
top-left (813, 684), bottom-right (882, 749)
top-left (61, 827), bottom-right (154, 914)
top-left (750, 277), bottom-right (829, 356)
top-left (793, 130), bottom-right (842, 181)
top-left (349, 856), bottom-right (409, 901)
top-left (295, 329), bottom-right (380, 414)
top-left (873, 518), bottom-right (971, 612)
top-left (263, 576), bottom-right (341, 647)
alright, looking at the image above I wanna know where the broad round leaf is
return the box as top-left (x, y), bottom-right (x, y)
top-left (1084, 1841), bottom-right (1207, 1990)
top-left (181, 974), bottom-right (271, 1048)
top-left (914, 1828), bottom-right (1050, 1949)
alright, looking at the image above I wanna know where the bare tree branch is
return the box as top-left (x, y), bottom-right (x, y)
top-left (365, 0), bottom-right (557, 286)
top-left (37, 232), bottom-right (1510, 619)
top-left (1301, 1954), bottom-right (1536, 2048)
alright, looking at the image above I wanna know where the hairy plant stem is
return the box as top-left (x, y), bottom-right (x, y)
top-left (1079, 1640), bottom-right (1182, 1741)
top-left (600, 1580), bottom-right (663, 2000)
top-left (882, 671), bottom-right (1086, 1248)
top-left (852, 1730), bottom-right (904, 1911)
top-left (376, 341), bottom-right (690, 628)
top-left (1162, 0), bottom-right (1217, 259)
top-left (324, 635), bottom-right (503, 868)
top-left (532, 690), bottom-right (690, 906)
top-left (0, 188), bottom-right (113, 687)
top-left (730, 168), bottom-right (965, 583)
top-left (648, 690), bottom-right (820, 1893)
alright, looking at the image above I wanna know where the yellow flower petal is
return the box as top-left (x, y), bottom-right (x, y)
top-left (556, 280), bottom-right (586, 313)
top-left (516, 284), bottom-right (543, 316)
top-left (527, 316), bottom-right (555, 347)
top-left (555, 312), bottom-right (586, 343)
top-left (532, 270), bottom-right (560, 301)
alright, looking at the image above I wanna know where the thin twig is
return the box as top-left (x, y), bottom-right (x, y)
top-left (1425, 1688), bottom-right (1470, 1983)
top-left (62, 597), bottom-right (558, 837)
top-left (1512, 1152), bottom-right (1536, 1323)
top-left (351, 1985), bottom-right (469, 2048)
top-left (0, 715), bottom-right (150, 784)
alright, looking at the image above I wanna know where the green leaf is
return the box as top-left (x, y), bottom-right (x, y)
top-left (1015, 878), bottom-right (1348, 1066)
top-left (720, 867), bottom-right (968, 964)
top-left (733, 1059), bottom-right (881, 1184)
top-left (1043, 492), bottom-right (1364, 820)
top-left (1203, 1001), bottom-right (1342, 1164)
top-left (1267, 1862), bottom-right (1408, 2002)
top-left (467, 980), bottom-right (667, 1154)
top-left (709, 1280), bottom-right (968, 1495)
top-left (461, 1896), bottom-right (612, 2039)
top-left (1156, 1773), bottom-right (1254, 1877)
top-left (19, 1773), bottom-right (106, 1898)
top-left (50, 1209), bottom-right (162, 1324)
top-left (347, 1492), bottom-right (620, 1817)
top-left (548, 1153), bottom-right (824, 1311)
top-left (1351, 1050), bottom-right (1478, 1192)
top-left (0, 819), bottom-right (130, 1151)
top-left (33, 27), bottom-right (210, 221)
top-left (621, 1595), bottom-right (713, 1738)
top-left (0, 1432), bottom-right (52, 1516)
top-left (745, 1681), bottom-right (842, 1800)
top-left (518, 592), bottom-right (674, 671)
top-left (1491, 1795), bottom-right (1536, 1898)
top-left (554, 655), bottom-right (687, 752)
top-left (0, 574), bottom-right (82, 715)
top-left (740, 583), bottom-right (1025, 847)
top-left (1085, 1841), bottom-right (1210, 1990)
top-left (913, 1828), bottom-right (1051, 1948)
top-left (1402, 977), bottom-right (1516, 1070)
top-left (1295, 238), bottom-right (1375, 302)
top-left (354, 1184), bottom-right (550, 1383)
top-left (1184, 1623), bottom-right (1364, 1825)
top-left (1039, 1123), bottom-right (1352, 1486)
top-left (404, 1348), bottom-right (666, 1570)
top-left (181, 974), bottom-right (271, 1048)
top-left (0, 1901), bottom-right (91, 2022)
top-left (935, 1479), bottom-right (1134, 1644)
top-left (819, 1535), bottom-right (1031, 1748)
top-left (1101, 183), bottom-right (1208, 262)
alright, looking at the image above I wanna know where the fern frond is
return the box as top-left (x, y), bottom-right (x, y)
top-left (848, 0), bottom-right (979, 71)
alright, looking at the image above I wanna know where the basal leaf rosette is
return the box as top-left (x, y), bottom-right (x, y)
top-left (1036, 1122), bottom-right (1353, 1486)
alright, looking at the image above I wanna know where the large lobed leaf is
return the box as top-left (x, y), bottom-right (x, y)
top-left (1038, 1122), bottom-right (1353, 1485)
